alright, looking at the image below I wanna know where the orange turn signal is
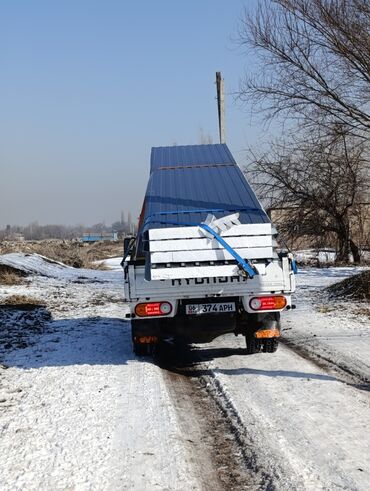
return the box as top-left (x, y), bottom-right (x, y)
top-left (254, 329), bottom-right (280, 339)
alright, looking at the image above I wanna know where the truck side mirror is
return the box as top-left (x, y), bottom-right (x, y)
top-left (122, 236), bottom-right (136, 263)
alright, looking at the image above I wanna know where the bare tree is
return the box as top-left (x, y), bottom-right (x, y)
top-left (238, 0), bottom-right (370, 261)
top-left (239, 0), bottom-right (370, 135)
top-left (248, 127), bottom-right (369, 262)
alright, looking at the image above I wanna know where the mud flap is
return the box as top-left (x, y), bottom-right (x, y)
top-left (131, 319), bottom-right (161, 355)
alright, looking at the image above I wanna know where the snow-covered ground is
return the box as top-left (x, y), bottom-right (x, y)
top-left (195, 337), bottom-right (370, 490)
top-left (285, 267), bottom-right (370, 382)
top-left (0, 254), bottom-right (200, 490)
top-left (0, 253), bottom-right (369, 490)
top-left (192, 266), bottom-right (370, 489)
top-left (295, 248), bottom-right (370, 264)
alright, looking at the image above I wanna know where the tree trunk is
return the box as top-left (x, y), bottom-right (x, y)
top-left (350, 239), bottom-right (361, 263)
top-left (336, 219), bottom-right (351, 264)
top-left (336, 240), bottom-right (349, 263)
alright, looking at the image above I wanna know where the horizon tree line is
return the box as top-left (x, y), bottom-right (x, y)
top-left (0, 210), bottom-right (137, 240)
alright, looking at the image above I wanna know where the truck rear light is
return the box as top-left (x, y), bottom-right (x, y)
top-left (135, 301), bottom-right (172, 317)
top-left (249, 296), bottom-right (287, 311)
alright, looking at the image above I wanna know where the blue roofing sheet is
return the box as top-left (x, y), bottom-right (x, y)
top-left (137, 144), bottom-right (269, 254)
top-left (150, 144), bottom-right (236, 172)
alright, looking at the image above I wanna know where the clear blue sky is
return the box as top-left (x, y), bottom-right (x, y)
top-left (0, 0), bottom-right (266, 228)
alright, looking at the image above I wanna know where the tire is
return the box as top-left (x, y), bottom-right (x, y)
top-left (263, 338), bottom-right (279, 353)
top-left (131, 319), bottom-right (157, 357)
top-left (133, 342), bottom-right (154, 357)
top-left (245, 337), bottom-right (262, 354)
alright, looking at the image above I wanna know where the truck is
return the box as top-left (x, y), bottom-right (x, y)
top-left (122, 143), bottom-right (296, 355)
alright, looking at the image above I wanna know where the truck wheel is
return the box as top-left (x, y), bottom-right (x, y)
top-left (263, 338), bottom-right (279, 353)
top-left (131, 319), bottom-right (157, 356)
top-left (133, 342), bottom-right (154, 357)
top-left (245, 338), bottom-right (261, 354)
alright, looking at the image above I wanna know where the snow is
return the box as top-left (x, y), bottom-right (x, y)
top-left (94, 257), bottom-right (123, 271)
top-left (191, 265), bottom-right (370, 489)
top-left (295, 249), bottom-right (337, 264)
top-left (285, 267), bottom-right (370, 382)
top-left (1, 324), bottom-right (200, 490)
top-left (0, 254), bottom-right (200, 490)
top-left (295, 249), bottom-right (370, 264)
top-left (197, 339), bottom-right (370, 490)
top-left (1, 253), bottom-right (369, 489)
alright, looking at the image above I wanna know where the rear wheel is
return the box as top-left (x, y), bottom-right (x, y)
top-left (245, 337), bottom-right (262, 354)
top-left (262, 338), bottom-right (279, 353)
top-left (133, 342), bottom-right (155, 357)
top-left (131, 319), bottom-right (158, 357)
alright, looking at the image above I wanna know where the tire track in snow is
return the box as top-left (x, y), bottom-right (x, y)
top-left (281, 336), bottom-right (370, 393)
top-left (156, 337), bottom-right (370, 490)
top-left (156, 342), bottom-right (280, 490)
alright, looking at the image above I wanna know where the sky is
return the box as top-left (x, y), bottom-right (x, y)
top-left (0, 0), bottom-right (267, 228)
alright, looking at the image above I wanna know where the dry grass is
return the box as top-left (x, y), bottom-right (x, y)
top-left (90, 262), bottom-right (111, 271)
top-left (356, 306), bottom-right (370, 318)
top-left (83, 241), bottom-right (123, 261)
top-left (0, 295), bottom-right (45, 307)
top-left (326, 270), bottom-right (370, 301)
top-left (317, 305), bottom-right (335, 314)
top-left (0, 240), bottom-right (123, 269)
top-left (0, 265), bottom-right (27, 285)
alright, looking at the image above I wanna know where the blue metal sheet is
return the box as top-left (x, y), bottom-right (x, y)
top-left (150, 143), bottom-right (236, 172)
top-left (137, 144), bottom-right (269, 255)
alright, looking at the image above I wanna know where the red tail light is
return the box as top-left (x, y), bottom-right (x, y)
top-left (135, 302), bottom-right (172, 317)
top-left (249, 296), bottom-right (287, 311)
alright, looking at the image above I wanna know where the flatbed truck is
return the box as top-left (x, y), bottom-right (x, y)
top-left (122, 144), bottom-right (296, 355)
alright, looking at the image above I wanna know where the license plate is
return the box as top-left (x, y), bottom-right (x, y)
top-left (185, 302), bottom-right (236, 315)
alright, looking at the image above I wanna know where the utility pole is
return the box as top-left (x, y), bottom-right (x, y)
top-left (216, 72), bottom-right (226, 144)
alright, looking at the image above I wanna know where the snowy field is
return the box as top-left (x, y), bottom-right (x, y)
top-left (0, 253), bottom-right (369, 490)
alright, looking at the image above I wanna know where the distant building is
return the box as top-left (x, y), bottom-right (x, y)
top-left (81, 232), bottom-right (118, 243)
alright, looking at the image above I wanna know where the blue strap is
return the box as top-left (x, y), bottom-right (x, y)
top-left (143, 208), bottom-right (295, 277)
top-left (198, 223), bottom-right (256, 278)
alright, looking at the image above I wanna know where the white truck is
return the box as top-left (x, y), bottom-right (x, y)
top-left (123, 144), bottom-right (296, 355)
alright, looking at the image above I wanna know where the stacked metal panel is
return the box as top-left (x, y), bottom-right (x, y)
top-left (143, 144), bottom-right (269, 230)
top-left (136, 144), bottom-right (272, 280)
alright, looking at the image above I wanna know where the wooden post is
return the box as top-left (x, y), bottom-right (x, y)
top-left (216, 72), bottom-right (226, 144)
